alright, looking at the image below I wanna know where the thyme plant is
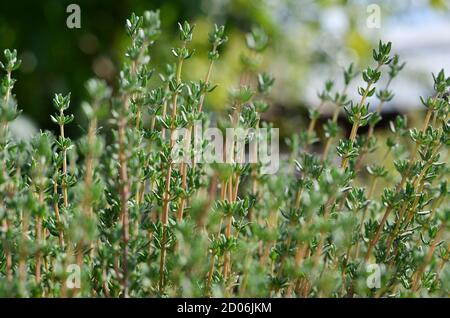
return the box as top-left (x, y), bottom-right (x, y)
top-left (0, 10), bottom-right (448, 298)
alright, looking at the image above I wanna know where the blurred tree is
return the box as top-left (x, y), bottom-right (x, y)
top-left (0, 0), bottom-right (277, 137)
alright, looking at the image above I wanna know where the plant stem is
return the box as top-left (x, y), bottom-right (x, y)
top-left (1, 71), bottom-right (13, 282)
top-left (354, 176), bottom-right (378, 259)
top-left (53, 180), bottom-right (64, 248)
top-left (177, 56), bottom-right (216, 221)
top-left (223, 215), bottom-right (233, 279)
top-left (139, 82), bottom-right (171, 204)
top-left (341, 65), bottom-right (381, 169)
top-left (19, 210), bottom-right (29, 290)
top-left (118, 97), bottom-right (130, 297)
top-left (322, 85), bottom-right (350, 162)
top-left (160, 52), bottom-right (185, 292)
top-left (84, 117), bottom-right (97, 217)
top-left (205, 178), bottom-right (227, 290)
top-left (412, 223), bottom-right (445, 291)
top-left (206, 254), bottom-right (216, 292)
top-left (35, 182), bottom-right (45, 284)
top-left (133, 40), bottom-right (148, 131)
top-left (355, 95), bottom-right (391, 171)
top-left (59, 114), bottom-right (69, 208)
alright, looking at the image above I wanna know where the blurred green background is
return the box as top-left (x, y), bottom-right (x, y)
top-left (1, 0), bottom-right (449, 139)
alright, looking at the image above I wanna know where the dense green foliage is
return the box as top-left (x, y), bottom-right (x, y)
top-left (0, 10), bottom-right (449, 297)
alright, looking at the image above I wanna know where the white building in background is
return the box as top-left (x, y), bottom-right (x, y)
top-left (302, 2), bottom-right (450, 114)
